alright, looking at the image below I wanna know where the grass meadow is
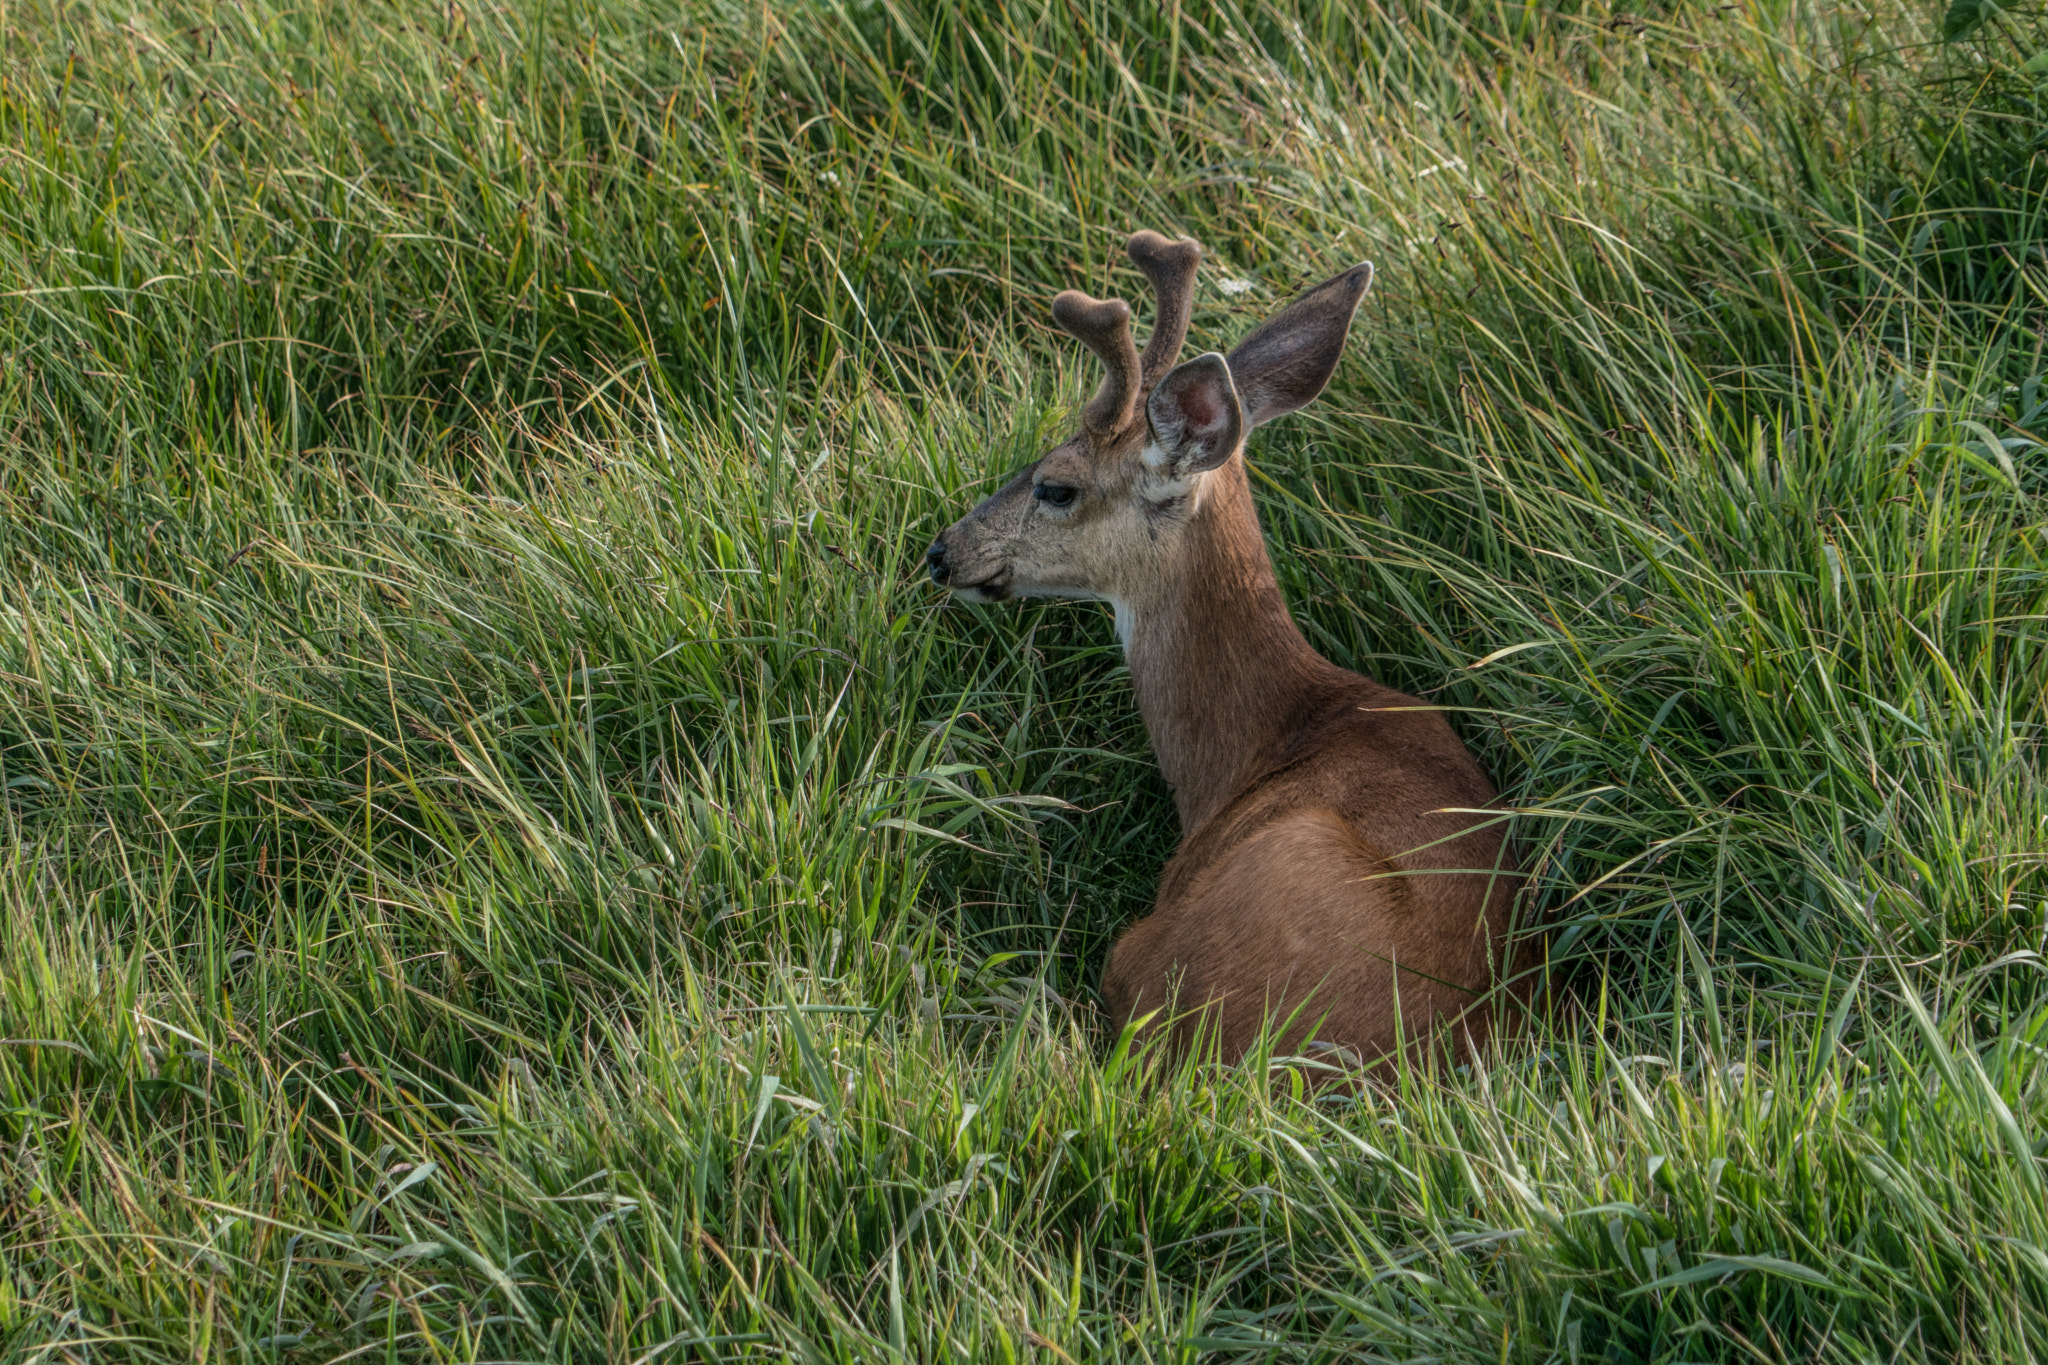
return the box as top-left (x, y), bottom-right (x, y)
top-left (3, 0), bottom-right (2048, 1358)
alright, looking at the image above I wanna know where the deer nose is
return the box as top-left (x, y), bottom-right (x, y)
top-left (925, 538), bottom-right (951, 585)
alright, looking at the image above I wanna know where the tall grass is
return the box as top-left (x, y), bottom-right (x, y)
top-left (2, 0), bottom-right (2046, 1358)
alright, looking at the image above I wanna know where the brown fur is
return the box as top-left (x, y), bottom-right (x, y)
top-left (928, 232), bottom-right (1529, 1070)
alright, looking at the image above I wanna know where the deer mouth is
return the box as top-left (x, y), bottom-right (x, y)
top-left (952, 571), bottom-right (1012, 602)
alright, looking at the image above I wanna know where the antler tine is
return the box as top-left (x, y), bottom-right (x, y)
top-left (1127, 231), bottom-right (1202, 387)
top-left (1052, 290), bottom-right (1141, 436)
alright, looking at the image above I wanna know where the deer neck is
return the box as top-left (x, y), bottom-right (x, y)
top-left (1116, 458), bottom-right (1341, 833)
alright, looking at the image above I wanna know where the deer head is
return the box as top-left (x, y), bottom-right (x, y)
top-left (926, 231), bottom-right (1374, 625)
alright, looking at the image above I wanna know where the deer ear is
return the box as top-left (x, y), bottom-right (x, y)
top-left (1146, 353), bottom-right (1244, 476)
top-left (1226, 262), bottom-right (1373, 428)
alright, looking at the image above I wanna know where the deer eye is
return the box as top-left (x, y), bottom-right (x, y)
top-left (1033, 482), bottom-right (1077, 509)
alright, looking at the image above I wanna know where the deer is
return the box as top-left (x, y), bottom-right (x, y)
top-left (925, 230), bottom-right (1527, 1070)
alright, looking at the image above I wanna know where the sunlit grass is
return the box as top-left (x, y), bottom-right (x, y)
top-left (2, 0), bottom-right (2046, 1358)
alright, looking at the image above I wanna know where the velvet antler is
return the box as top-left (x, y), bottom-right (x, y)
top-left (1051, 291), bottom-right (1140, 435)
top-left (1127, 230), bottom-right (1202, 387)
top-left (1053, 231), bottom-right (1205, 437)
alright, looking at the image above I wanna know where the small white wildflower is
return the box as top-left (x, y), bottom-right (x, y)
top-left (1216, 277), bottom-right (1255, 296)
top-left (819, 170), bottom-right (840, 185)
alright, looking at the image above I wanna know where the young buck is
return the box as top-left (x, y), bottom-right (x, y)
top-left (926, 231), bottom-right (1524, 1067)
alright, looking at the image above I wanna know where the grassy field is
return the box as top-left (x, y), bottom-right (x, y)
top-left (3, 0), bottom-right (2047, 1358)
